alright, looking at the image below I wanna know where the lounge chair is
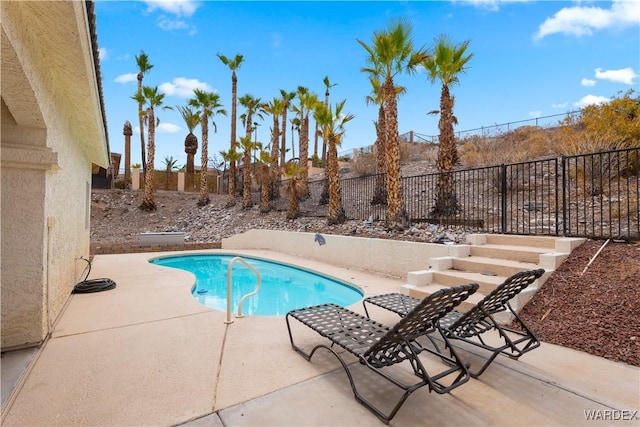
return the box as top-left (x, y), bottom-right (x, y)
top-left (363, 269), bottom-right (545, 378)
top-left (285, 283), bottom-right (479, 424)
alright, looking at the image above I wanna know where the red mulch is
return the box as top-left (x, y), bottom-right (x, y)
top-left (517, 239), bottom-right (640, 366)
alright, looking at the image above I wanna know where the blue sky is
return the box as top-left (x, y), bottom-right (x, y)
top-left (95, 0), bottom-right (640, 170)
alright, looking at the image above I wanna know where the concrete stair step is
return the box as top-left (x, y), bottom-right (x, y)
top-left (407, 284), bottom-right (484, 313)
top-left (470, 244), bottom-right (547, 264)
top-left (432, 271), bottom-right (505, 294)
top-left (484, 234), bottom-right (558, 249)
top-left (452, 256), bottom-right (538, 277)
top-left (402, 235), bottom-right (584, 320)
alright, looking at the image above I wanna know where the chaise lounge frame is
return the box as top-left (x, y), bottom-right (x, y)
top-left (286, 283), bottom-right (478, 424)
top-left (363, 269), bottom-right (545, 378)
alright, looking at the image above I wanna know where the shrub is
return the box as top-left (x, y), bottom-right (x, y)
top-left (459, 126), bottom-right (552, 168)
top-left (352, 152), bottom-right (376, 176)
top-left (113, 178), bottom-right (130, 189)
top-left (554, 89), bottom-right (640, 156)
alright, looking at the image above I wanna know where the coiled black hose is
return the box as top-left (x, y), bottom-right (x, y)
top-left (73, 257), bottom-right (117, 293)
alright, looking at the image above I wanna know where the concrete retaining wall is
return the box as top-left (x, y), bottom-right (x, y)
top-left (222, 229), bottom-right (467, 278)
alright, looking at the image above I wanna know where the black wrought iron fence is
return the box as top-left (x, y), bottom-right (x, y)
top-left (562, 148), bottom-right (639, 239)
top-left (294, 147), bottom-right (639, 240)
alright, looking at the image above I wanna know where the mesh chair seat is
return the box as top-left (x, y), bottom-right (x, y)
top-left (286, 283), bottom-right (478, 424)
top-left (362, 269), bottom-right (546, 378)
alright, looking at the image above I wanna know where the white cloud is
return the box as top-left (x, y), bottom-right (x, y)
top-left (528, 110), bottom-right (542, 118)
top-left (594, 67), bottom-right (638, 85)
top-left (158, 18), bottom-right (188, 31)
top-left (534, 0), bottom-right (640, 40)
top-left (552, 102), bottom-right (569, 109)
top-left (143, 1), bottom-right (198, 33)
top-left (134, 123), bottom-right (181, 134)
top-left (114, 73), bottom-right (138, 84)
top-left (143, 0), bottom-right (199, 17)
top-left (159, 77), bottom-right (213, 98)
top-left (573, 95), bottom-right (610, 108)
top-left (157, 122), bottom-right (181, 134)
top-left (98, 47), bottom-right (108, 61)
top-left (581, 78), bottom-right (596, 87)
top-left (454, 0), bottom-right (531, 12)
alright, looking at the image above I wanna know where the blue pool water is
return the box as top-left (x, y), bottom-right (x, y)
top-left (150, 254), bottom-right (363, 316)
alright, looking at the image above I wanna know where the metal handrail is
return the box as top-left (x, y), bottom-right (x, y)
top-left (225, 257), bottom-right (262, 324)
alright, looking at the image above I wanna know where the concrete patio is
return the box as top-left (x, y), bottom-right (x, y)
top-left (2, 249), bottom-right (638, 426)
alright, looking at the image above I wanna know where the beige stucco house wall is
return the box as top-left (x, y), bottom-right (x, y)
top-left (1, 1), bottom-right (109, 349)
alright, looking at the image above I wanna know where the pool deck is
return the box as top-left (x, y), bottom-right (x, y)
top-left (2, 249), bottom-right (639, 426)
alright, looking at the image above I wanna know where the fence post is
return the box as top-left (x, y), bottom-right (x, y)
top-left (177, 172), bottom-right (185, 192)
top-left (500, 164), bottom-right (507, 233)
top-left (132, 168), bottom-right (140, 190)
top-left (554, 158), bottom-right (559, 236)
top-left (561, 156), bottom-right (567, 236)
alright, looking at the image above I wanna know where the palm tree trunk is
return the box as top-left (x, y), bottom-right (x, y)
top-left (242, 150), bottom-right (252, 209)
top-left (137, 75), bottom-right (147, 175)
top-left (270, 117), bottom-right (281, 200)
top-left (327, 134), bottom-right (345, 225)
top-left (227, 162), bottom-right (236, 207)
top-left (199, 119), bottom-right (210, 206)
top-left (280, 108), bottom-right (287, 167)
top-left (286, 178), bottom-right (299, 219)
top-left (299, 116), bottom-right (310, 198)
top-left (434, 84), bottom-right (458, 217)
top-left (123, 121), bottom-right (132, 185)
top-left (313, 122), bottom-right (319, 162)
top-left (230, 72), bottom-right (237, 151)
top-left (384, 78), bottom-right (407, 229)
top-left (372, 103), bottom-right (387, 205)
top-left (228, 72), bottom-right (238, 206)
top-left (260, 166), bottom-right (271, 213)
top-left (141, 107), bottom-right (156, 210)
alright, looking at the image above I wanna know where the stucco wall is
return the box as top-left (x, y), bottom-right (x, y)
top-left (222, 229), bottom-right (462, 278)
top-left (1, 168), bottom-right (49, 346)
top-left (1, 1), bottom-right (108, 349)
top-left (44, 121), bottom-right (94, 329)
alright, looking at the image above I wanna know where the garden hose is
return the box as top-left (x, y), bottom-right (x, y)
top-left (73, 257), bottom-right (116, 293)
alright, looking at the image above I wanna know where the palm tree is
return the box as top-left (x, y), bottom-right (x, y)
top-left (218, 53), bottom-right (244, 199)
top-left (358, 19), bottom-right (428, 229)
top-left (162, 155), bottom-right (179, 190)
top-left (135, 51), bottom-right (153, 174)
top-left (315, 100), bottom-right (355, 225)
top-left (279, 89), bottom-right (296, 167)
top-left (219, 148), bottom-right (238, 197)
top-left (123, 121), bottom-right (133, 185)
top-left (366, 76), bottom-right (387, 205)
top-left (138, 85), bottom-right (165, 211)
top-left (320, 76), bottom-right (338, 164)
top-left (365, 77), bottom-right (405, 206)
top-left (423, 35), bottom-right (473, 217)
top-left (264, 97), bottom-right (285, 200)
top-left (238, 94), bottom-right (263, 209)
top-left (256, 150), bottom-right (273, 213)
top-left (283, 160), bottom-right (303, 220)
top-left (175, 105), bottom-right (201, 174)
top-left (290, 117), bottom-right (300, 160)
top-left (238, 94), bottom-right (262, 209)
top-left (239, 135), bottom-right (257, 209)
top-left (189, 89), bottom-right (226, 206)
top-left (292, 87), bottom-right (320, 199)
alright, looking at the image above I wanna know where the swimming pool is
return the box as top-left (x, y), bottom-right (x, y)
top-left (150, 254), bottom-right (363, 316)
